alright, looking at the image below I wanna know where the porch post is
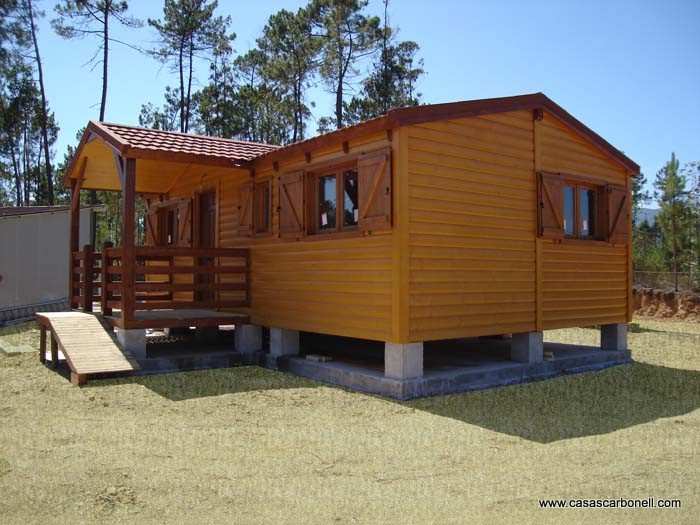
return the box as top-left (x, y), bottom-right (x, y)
top-left (68, 179), bottom-right (80, 309)
top-left (121, 157), bottom-right (136, 327)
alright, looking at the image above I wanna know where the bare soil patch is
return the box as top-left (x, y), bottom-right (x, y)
top-left (634, 286), bottom-right (700, 321)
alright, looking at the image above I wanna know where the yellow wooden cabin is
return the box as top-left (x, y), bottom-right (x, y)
top-left (61, 93), bottom-right (637, 387)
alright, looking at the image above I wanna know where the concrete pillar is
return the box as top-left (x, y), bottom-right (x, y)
top-left (385, 342), bottom-right (423, 379)
top-left (235, 324), bottom-right (262, 353)
top-left (116, 328), bottom-right (147, 359)
top-left (270, 327), bottom-right (299, 357)
top-left (511, 331), bottom-right (544, 363)
top-left (601, 323), bottom-right (627, 351)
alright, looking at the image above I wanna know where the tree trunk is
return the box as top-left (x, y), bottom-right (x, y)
top-left (27, 0), bottom-right (54, 205)
top-left (100, 1), bottom-right (109, 121)
top-left (185, 37), bottom-right (194, 133)
top-left (178, 42), bottom-right (185, 132)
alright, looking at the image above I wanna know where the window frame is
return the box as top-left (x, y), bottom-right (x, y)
top-left (562, 177), bottom-right (604, 241)
top-left (253, 178), bottom-right (272, 237)
top-left (307, 160), bottom-right (360, 236)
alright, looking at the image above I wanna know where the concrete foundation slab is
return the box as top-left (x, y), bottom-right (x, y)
top-left (115, 328), bottom-right (147, 359)
top-left (269, 337), bottom-right (632, 400)
top-left (601, 323), bottom-right (628, 351)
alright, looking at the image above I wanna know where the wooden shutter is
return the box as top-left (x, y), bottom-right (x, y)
top-left (279, 171), bottom-right (304, 238)
top-left (176, 199), bottom-right (192, 247)
top-left (607, 184), bottom-right (630, 244)
top-left (537, 172), bottom-right (564, 239)
top-left (145, 204), bottom-right (159, 246)
top-left (238, 182), bottom-right (254, 237)
top-left (357, 149), bottom-right (392, 231)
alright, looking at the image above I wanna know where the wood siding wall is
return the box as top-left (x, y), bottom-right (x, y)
top-left (403, 109), bottom-right (631, 342)
top-left (404, 110), bottom-right (538, 341)
top-left (164, 109), bottom-right (631, 344)
top-left (167, 133), bottom-right (395, 342)
top-left (537, 111), bottom-right (630, 329)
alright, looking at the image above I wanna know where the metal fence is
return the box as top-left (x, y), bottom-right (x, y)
top-left (633, 271), bottom-right (700, 292)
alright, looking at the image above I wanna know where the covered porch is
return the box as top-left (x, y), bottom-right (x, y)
top-left (62, 121), bottom-right (273, 331)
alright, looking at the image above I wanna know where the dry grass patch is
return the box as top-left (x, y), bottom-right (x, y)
top-left (0, 319), bottom-right (698, 523)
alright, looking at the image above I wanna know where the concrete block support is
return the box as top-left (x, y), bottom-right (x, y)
top-left (601, 323), bottom-right (628, 351)
top-left (511, 331), bottom-right (544, 363)
top-left (116, 328), bottom-right (147, 359)
top-left (235, 324), bottom-right (262, 353)
top-left (270, 327), bottom-right (300, 357)
top-left (385, 342), bottom-right (423, 379)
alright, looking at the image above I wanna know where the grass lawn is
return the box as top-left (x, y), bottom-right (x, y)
top-left (0, 319), bottom-right (699, 523)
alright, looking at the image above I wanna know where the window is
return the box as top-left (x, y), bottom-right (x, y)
top-left (563, 182), bottom-right (599, 239)
top-left (145, 198), bottom-right (192, 247)
top-left (162, 208), bottom-right (176, 245)
top-left (279, 149), bottom-right (391, 239)
top-left (238, 179), bottom-right (270, 237)
top-left (538, 171), bottom-right (628, 243)
top-left (253, 180), bottom-right (271, 235)
top-left (310, 166), bottom-right (359, 234)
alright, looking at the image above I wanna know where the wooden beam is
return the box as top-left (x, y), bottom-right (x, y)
top-left (113, 151), bottom-right (125, 189)
top-left (121, 158), bottom-right (136, 326)
top-left (68, 160), bottom-right (86, 310)
top-left (39, 325), bottom-right (46, 364)
top-left (101, 241), bottom-right (114, 317)
top-left (50, 335), bottom-right (58, 368)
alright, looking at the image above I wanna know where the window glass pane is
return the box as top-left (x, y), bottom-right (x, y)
top-left (166, 209), bottom-right (175, 245)
top-left (318, 174), bottom-right (336, 230)
top-left (343, 169), bottom-right (358, 227)
top-left (564, 185), bottom-right (575, 236)
top-left (255, 183), bottom-right (270, 234)
top-left (579, 188), bottom-right (596, 237)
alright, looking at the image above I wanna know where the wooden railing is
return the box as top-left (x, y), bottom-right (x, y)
top-left (70, 244), bottom-right (102, 312)
top-left (71, 243), bottom-right (250, 328)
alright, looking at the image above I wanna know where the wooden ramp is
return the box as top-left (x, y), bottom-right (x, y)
top-left (36, 311), bottom-right (139, 386)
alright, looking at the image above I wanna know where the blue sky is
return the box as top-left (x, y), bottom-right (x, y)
top-left (35, 0), bottom-right (700, 198)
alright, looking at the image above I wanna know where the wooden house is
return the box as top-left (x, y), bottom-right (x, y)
top-left (60, 93), bottom-right (637, 381)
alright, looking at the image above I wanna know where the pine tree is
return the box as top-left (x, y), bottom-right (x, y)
top-left (654, 153), bottom-right (692, 290)
top-left (311, 0), bottom-right (380, 129)
top-left (343, 0), bottom-right (423, 125)
top-left (148, 0), bottom-right (234, 133)
top-left (260, 7), bottom-right (319, 142)
top-left (52, 1), bottom-right (141, 122)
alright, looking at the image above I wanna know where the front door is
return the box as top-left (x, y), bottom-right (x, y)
top-left (197, 190), bottom-right (216, 302)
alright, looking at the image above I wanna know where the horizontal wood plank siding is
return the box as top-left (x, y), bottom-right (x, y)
top-left (539, 111), bottom-right (629, 329)
top-left (406, 110), bottom-right (537, 341)
top-left (167, 133), bottom-right (394, 341)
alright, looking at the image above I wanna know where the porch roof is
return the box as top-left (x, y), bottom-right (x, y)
top-left (62, 121), bottom-right (279, 192)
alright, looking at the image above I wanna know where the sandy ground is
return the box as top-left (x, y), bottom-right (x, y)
top-left (0, 320), bottom-right (699, 524)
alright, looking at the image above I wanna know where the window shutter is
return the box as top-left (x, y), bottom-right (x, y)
top-left (145, 205), bottom-right (159, 246)
top-left (279, 171), bottom-right (305, 238)
top-left (538, 172), bottom-right (564, 239)
top-left (238, 181), bottom-right (254, 237)
top-left (607, 184), bottom-right (630, 244)
top-left (176, 199), bottom-right (192, 247)
top-left (357, 149), bottom-right (392, 231)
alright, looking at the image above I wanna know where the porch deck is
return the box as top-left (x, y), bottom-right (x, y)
top-left (105, 308), bottom-right (250, 329)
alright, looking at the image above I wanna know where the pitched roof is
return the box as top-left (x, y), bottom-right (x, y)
top-left (253, 92), bottom-right (640, 174)
top-left (88, 121), bottom-right (279, 166)
top-left (65, 93), bottom-right (638, 189)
